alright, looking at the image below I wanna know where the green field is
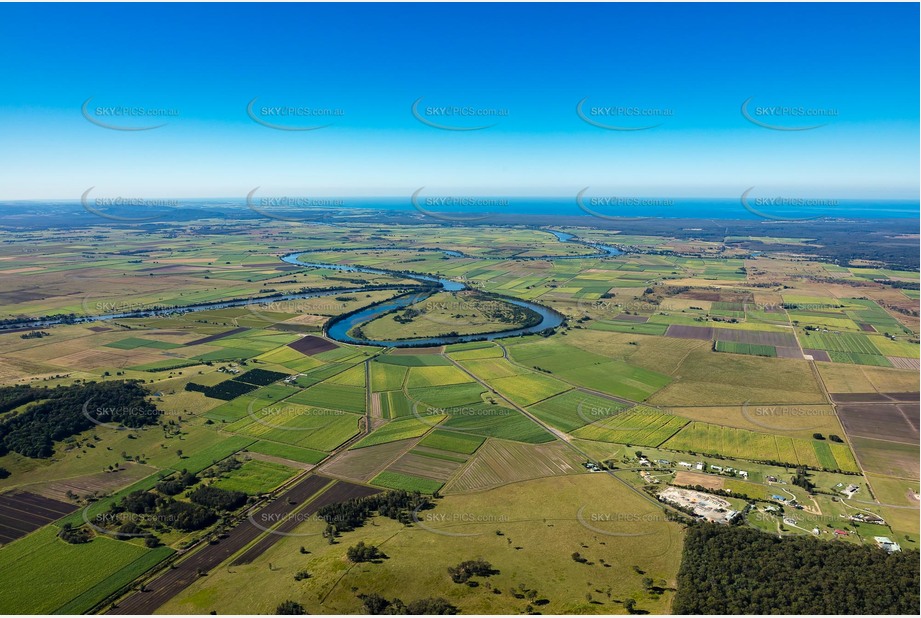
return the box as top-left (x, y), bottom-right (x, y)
top-left (286, 382), bottom-right (366, 414)
top-left (379, 390), bottom-right (413, 419)
top-left (407, 382), bottom-right (487, 408)
top-left (662, 422), bottom-right (860, 472)
top-left (439, 406), bottom-right (554, 444)
top-left (573, 405), bottom-right (689, 446)
top-left (212, 459), bottom-right (298, 494)
top-left (417, 429), bottom-right (486, 455)
top-left (370, 361), bottom-right (409, 391)
top-left (714, 340), bottom-right (778, 357)
top-left (0, 526), bottom-right (171, 614)
top-left (826, 351), bottom-right (893, 367)
top-left (587, 321), bottom-right (669, 336)
top-left (155, 473), bottom-right (683, 615)
top-left (166, 436), bottom-right (257, 475)
top-left (405, 365), bottom-right (474, 388)
top-left (801, 331), bottom-right (882, 355)
top-left (528, 390), bottom-right (629, 433)
top-left (375, 354), bottom-right (452, 367)
top-left (246, 441), bottom-right (328, 464)
top-left (486, 373), bottom-right (572, 406)
top-left (370, 470), bottom-right (444, 494)
top-left (228, 407), bottom-right (361, 452)
top-left (351, 415), bottom-right (445, 449)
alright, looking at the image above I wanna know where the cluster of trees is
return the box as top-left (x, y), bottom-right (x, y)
top-left (155, 470), bottom-right (199, 495)
top-left (672, 523), bottom-right (920, 614)
top-left (20, 330), bottom-right (50, 339)
top-left (791, 467), bottom-right (816, 493)
top-left (184, 379), bottom-right (258, 401)
top-left (316, 490), bottom-right (431, 536)
top-left (357, 593), bottom-right (458, 615)
top-left (0, 381), bottom-right (160, 458)
top-left (188, 485), bottom-right (247, 511)
top-left (275, 600), bottom-right (306, 615)
top-left (235, 369), bottom-right (289, 386)
top-left (100, 484), bottom-right (244, 536)
top-left (58, 522), bottom-right (92, 544)
top-left (346, 541), bottom-right (385, 563)
top-left (447, 559), bottom-right (496, 584)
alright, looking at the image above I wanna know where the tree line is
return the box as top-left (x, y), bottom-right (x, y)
top-left (673, 523), bottom-right (919, 614)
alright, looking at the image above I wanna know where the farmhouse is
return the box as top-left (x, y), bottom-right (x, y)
top-left (850, 513), bottom-right (886, 525)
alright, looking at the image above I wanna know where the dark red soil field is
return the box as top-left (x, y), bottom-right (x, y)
top-left (775, 346), bottom-right (804, 359)
top-left (713, 327), bottom-right (798, 347)
top-left (665, 325), bottom-right (713, 340)
top-left (836, 402), bottom-right (919, 445)
top-left (0, 492), bottom-right (76, 545)
top-left (804, 349), bottom-right (832, 362)
top-left (287, 334), bottom-right (338, 355)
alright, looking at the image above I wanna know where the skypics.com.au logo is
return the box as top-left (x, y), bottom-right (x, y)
top-left (246, 97), bottom-right (344, 131)
top-left (410, 188), bottom-right (508, 222)
top-left (576, 188), bottom-right (674, 221)
top-left (82, 97), bottom-right (179, 131)
top-left (741, 97), bottom-right (838, 131)
top-left (576, 97), bottom-right (673, 131)
top-left (411, 97), bottom-right (508, 131)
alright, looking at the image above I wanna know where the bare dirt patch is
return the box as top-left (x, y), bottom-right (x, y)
top-left (837, 402), bottom-right (919, 445)
top-left (673, 471), bottom-right (725, 490)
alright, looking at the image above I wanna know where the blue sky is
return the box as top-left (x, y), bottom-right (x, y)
top-left (0, 2), bottom-right (918, 200)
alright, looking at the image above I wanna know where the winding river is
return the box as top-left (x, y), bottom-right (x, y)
top-left (3, 230), bottom-right (622, 348)
top-left (285, 230), bottom-right (622, 347)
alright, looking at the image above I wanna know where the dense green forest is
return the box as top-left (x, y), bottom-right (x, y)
top-left (0, 381), bottom-right (159, 458)
top-left (673, 524), bottom-right (919, 614)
